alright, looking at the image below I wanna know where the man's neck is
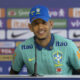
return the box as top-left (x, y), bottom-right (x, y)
top-left (35, 34), bottom-right (51, 47)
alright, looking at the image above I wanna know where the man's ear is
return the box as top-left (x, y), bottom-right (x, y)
top-left (28, 23), bottom-right (33, 32)
top-left (49, 20), bottom-right (53, 29)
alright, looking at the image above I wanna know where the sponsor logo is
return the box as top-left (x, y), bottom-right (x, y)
top-left (7, 30), bottom-right (34, 40)
top-left (11, 32), bottom-right (28, 38)
top-left (7, 19), bottom-right (29, 29)
top-left (0, 48), bottom-right (14, 54)
top-left (53, 50), bottom-right (63, 67)
top-left (69, 8), bottom-right (80, 18)
top-left (51, 30), bottom-right (67, 38)
top-left (0, 41), bottom-right (15, 48)
top-left (73, 33), bottom-right (80, 38)
top-left (56, 41), bottom-right (68, 46)
top-left (0, 8), bottom-right (5, 18)
top-left (7, 8), bottom-right (30, 17)
top-left (28, 58), bottom-right (35, 62)
top-left (49, 8), bottom-right (66, 17)
top-left (56, 68), bottom-right (62, 72)
top-left (21, 44), bottom-right (33, 49)
top-left (51, 19), bottom-right (67, 28)
top-left (69, 30), bottom-right (80, 40)
top-left (0, 55), bottom-right (13, 61)
top-left (8, 10), bottom-right (16, 16)
top-left (77, 50), bottom-right (80, 60)
top-left (69, 19), bottom-right (80, 28)
top-left (0, 30), bottom-right (5, 40)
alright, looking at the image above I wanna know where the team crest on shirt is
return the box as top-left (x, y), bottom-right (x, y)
top-left (53, 50), bottom-right (63, 66)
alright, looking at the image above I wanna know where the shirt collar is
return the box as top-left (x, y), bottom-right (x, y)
top-left (34, 34), bottom-right (54, 50)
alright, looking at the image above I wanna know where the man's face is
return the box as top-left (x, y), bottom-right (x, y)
top-left (29, 19), bottom-right (53, 40)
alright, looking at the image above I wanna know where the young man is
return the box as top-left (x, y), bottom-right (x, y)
top-left (10, 5), bottom-right (80, 75)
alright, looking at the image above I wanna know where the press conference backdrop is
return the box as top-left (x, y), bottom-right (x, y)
top-left (0, 0), bottom-right (80, 75)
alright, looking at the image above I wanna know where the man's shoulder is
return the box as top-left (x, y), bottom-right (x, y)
top-left (54, 34), bottom-right (78, 51)
top-left (54, 34), bottom-right (71, 42)
top-left (17, 37), bottom-right (34, 48)
top-left (54, 34), bottom-right (74, 46)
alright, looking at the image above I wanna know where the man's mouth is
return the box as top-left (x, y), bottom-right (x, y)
top-left (38, 30), bottom-right (46, 35)
top-left (39, 30), bottom-right (45, 34)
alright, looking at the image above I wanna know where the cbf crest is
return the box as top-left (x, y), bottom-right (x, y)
top-left (53, 50), bottom-right (63, 67)
top-left (31, 8), bottom-right (40, 15)
top-left (36, 8), bottom-right (40, 14)
top-left (36, 8), bottom-right (40, 12)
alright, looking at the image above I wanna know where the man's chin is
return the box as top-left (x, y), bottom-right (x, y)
top-left (36, 37), bottom-right (46, 40)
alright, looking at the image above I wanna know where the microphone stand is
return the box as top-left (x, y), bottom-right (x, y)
top-left (32, 46), bottom-right (38, 76)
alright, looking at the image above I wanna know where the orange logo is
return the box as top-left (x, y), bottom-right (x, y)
top-left (0, 8), bottom-right (5, 18)
top-left (77, 50), bottom-right (80, 60)
top-left (69, 8), bottom-right (80, 18)
top-left (7, 19), bottom-right (29, 29)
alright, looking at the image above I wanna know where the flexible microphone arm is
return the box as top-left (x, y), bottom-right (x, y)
top-left (32, 46), bottom-right (38, 76)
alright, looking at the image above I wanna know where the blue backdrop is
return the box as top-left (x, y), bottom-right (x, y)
top-left (0, 0), bottom-right (80, 79)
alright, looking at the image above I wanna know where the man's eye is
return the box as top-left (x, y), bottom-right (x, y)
top-left (32, 22), bottom-right (47, 26)
top-left (35, 23), bottom-right (38, 25)
top-left (33, 23), bottom-right (38, 26)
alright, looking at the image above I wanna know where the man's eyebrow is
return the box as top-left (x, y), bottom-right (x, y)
top-left (31, 21), bottom-right (38, 24)
top-left (36, 20), bottom-right (46, 23)
top-left (31, 20), bottom-right (47, 24)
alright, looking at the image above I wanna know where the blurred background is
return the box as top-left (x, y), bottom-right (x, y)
top-left (0, 0), bottom-right (80, 74)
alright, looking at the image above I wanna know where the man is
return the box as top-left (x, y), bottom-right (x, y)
top-left (10, 5), bottom-right (80, 75)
